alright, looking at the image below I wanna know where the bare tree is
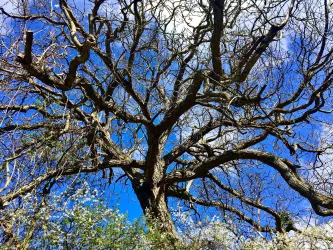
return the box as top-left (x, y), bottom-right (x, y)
top-left (0, 0), bottom-right (333, 241)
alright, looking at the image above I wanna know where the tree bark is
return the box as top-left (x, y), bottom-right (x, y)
top-left (131, 179), bottom-right (178, 238)
top-left (129, 132), bottom-right (178, 238)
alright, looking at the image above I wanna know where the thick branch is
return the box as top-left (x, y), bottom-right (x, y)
top-left (0, 159), bottom-right (141, 208)
top-left (164, 149), bottom-right (333, 215)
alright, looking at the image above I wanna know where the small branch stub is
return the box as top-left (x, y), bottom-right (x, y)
top-left (24, 30), bottom-right (33, 64)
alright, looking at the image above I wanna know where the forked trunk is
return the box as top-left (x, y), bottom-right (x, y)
top-left (130, 133), bottom-right (178, 241)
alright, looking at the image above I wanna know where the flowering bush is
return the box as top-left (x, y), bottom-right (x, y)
top-left (0, 182), bottom-right (146, 249)
top-left (1, 182), bottom-right (333, 249)
top-left (242, 222), bottom-right (333, 250)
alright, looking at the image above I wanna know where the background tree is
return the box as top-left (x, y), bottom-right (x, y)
top-left (1, 0), bottom-right (333, 242)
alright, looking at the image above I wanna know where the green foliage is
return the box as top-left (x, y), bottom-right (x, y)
top-left (278, 211), bottom-right (294, 230)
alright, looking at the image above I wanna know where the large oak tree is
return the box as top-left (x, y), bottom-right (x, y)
top-left (1, 0), bottom-right (333, 241)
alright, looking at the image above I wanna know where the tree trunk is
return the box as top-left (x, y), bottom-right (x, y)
top-left (129, 132), bottom-right (178, 241)
top-left (132, 180), bottom-right (178, 238)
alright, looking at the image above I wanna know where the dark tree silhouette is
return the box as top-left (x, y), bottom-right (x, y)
top-left (1, 0), bottom-right (333, 241)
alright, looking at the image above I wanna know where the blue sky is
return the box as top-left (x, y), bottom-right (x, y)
top-left (1, 0), bottom-right (333, 236)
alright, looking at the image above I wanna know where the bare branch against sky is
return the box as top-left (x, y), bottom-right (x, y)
top-left (0, 0), bottom-right (333, 244)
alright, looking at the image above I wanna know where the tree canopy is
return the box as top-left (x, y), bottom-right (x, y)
top-left (1, 0), bottom-right (333, 245)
